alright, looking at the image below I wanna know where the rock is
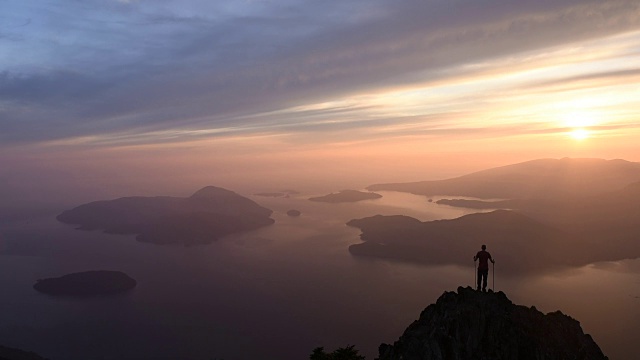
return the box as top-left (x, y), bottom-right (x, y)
top-left (34, 270), bottom-right (137, 297)
top-left (378, 286), bottom-right (608, 360)
top-left (0, 345), bottom-right (48, 360)
top-left (287, 209), bottom-right (301, 217)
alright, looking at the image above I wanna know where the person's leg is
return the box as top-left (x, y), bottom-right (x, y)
top-left (477, 268), bottom-right (482, 290)
top-left (482, 269), bottom-right (488, 290)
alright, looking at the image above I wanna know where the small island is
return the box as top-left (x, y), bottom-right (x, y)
top-left (34, 270), bottom-right (137, 297)
top-left (254, 192), bottom-right (287, 198)
top-left (309, 190), bottom-right (382, 203)
top-left (286, 209), bottom-right (301, 217)
top-left (254, 189), bottom-right (300, 198)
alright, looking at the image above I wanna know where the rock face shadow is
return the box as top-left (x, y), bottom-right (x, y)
top-left (378, 286), bottom-right (608, 360)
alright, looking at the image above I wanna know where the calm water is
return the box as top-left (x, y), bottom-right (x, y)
top-left (0, 191), bottom-right (638, 359)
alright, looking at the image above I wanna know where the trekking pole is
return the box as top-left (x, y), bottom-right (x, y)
top-left (474, 259), bottom-right (477, 288)
top-left (492, 261), bottom-right (495, 292)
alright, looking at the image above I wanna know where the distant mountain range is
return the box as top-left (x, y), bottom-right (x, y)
top-left (350, 158), bottom-right (640, 273)
top-left (368, 158), bottom-right (640, 199)
top-left (57, 186), bottom-right (274, 245)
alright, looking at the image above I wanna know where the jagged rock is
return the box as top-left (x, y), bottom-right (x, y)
top-left (378, 287), bottom-right (608, 360)
top-left (0, 345), bottom-right (48, 360)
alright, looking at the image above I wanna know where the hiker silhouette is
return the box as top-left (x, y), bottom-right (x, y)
top-left (474, 245), bottom-right (494, 291)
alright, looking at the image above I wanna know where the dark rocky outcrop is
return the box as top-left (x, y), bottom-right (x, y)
top-left (34, 270), bottom-right (136, 297)
top-left (309, 190), bottom-right (382, 203)
top-left (378, 287), bottom-right (608, 360)
top-left (57, 186), bottom-right (274, 245)
top-left (0, 345), bottom-right (48, 360)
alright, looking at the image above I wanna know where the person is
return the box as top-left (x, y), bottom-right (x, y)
top-left (474, 245), bottom-right (494, 292)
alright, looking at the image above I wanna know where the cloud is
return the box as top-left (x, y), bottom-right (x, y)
top-left (1, 0), bottom-right (640, 146)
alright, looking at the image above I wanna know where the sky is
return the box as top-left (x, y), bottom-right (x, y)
top-left (2, 0), bottom-right (640, 205)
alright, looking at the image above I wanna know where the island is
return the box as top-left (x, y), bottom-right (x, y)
top-left (347, 210), bottom-right (576, 274)
top-left (33, 270), bottom-right (137, 297)
top-left (254, 189), bottom-right (300, 198)
top-left (57, 186), bottom-right (275, 245)
top-left (436, 198), bottom-right (510, 209)
top-left (309, 190), bottom-right (382, 203)
top-left (356, 158), bottom-right (640, 273)
top-left (286, 209), bottom-right (301, 217)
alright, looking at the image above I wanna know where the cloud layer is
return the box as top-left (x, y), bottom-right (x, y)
top-left (2, 0), bottom-right (640, 146)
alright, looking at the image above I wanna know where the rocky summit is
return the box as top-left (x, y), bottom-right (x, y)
top-left (378, 287), bottom-right (608, 360)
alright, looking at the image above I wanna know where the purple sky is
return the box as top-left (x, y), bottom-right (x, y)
top-left (2, 0), bottom-right (640, 204)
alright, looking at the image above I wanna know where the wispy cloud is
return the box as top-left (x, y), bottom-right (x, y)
top-left (1, 0), bottom-right (640, 147)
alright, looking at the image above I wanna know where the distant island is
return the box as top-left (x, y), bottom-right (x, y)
top-left (436, 198), bottom-right (510, 209)
top-left (309, 190), bottom-right (382, 203)
top-left (57, 186), bottom-right (275, 245)
top-left (377, 287), bottom-right (608, 360)
top-left (352, 158), bottom-right (640, 272)
top-left (347, 210), bottom-right (574, 274)
top-left (254, 190), bottom-right (300, 198)
top-left (34, 270), bottom-right (136, 297)
top-left (287, 209), bottom-right (302, 217)
top-left (254, 192), bottom-right (287, 197)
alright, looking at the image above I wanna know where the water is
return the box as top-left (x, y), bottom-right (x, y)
top-left (0, 191), bottom-right (637, 359)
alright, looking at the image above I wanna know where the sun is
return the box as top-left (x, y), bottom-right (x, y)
top-left (569, 128), bottom-right (589, 140)
top-left (560, 110), bottom-right (597, 141)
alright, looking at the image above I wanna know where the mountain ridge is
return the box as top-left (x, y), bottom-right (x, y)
top-left (367, 158), bottom-right (640, 199)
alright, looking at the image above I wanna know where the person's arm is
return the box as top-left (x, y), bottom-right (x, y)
top-left (490, 254), bottom-right (495, 263)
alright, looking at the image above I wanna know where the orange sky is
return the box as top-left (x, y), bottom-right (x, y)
top-left (2, 1), bottom-right (640, 204)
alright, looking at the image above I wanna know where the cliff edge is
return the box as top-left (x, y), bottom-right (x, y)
top-left (378, 287), bottom-right (607, 360)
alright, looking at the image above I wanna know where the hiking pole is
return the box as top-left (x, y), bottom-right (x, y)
top-left (474, 259), bottom-right (477, 288)
top-left (492, 261), bottom-right (495, 292)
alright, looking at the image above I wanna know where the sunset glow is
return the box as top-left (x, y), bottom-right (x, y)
top-left (3, 2), bottom-right (640, 360)
top-left (569, 128), bottom-right (590, 140)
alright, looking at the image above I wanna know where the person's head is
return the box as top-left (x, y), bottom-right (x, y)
top-left (481, 244), bottom-right (486, 250)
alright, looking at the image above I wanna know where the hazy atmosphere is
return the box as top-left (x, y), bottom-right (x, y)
top-left (3, 0), bottom-right (640, 203)
top-left (1, 1), bottom-right (640, 359)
